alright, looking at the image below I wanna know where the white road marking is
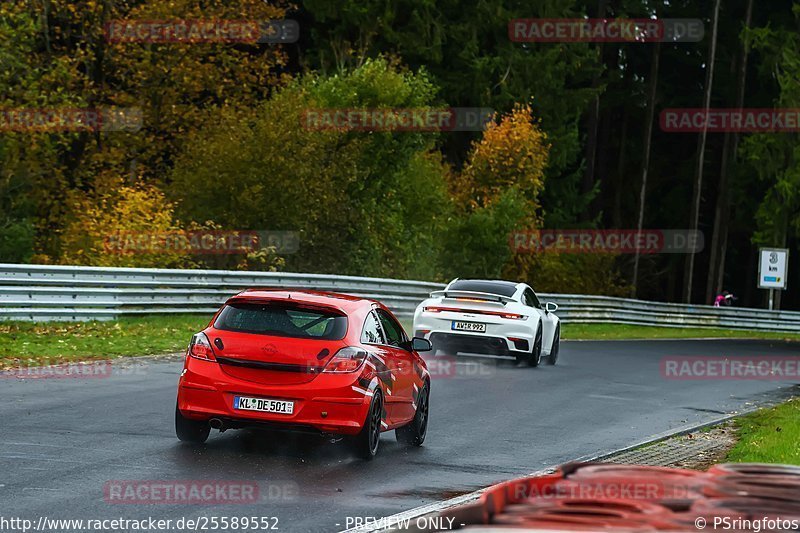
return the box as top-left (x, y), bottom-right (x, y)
top-left (339, 410), bottom-right (763, 533)
top-left (339, 468), bottom-right (553, 533)
top-left (0, 455), bottom-right (87, 464)
top-left (0, 441), bottom-right (78, 449)
top-left (588, 394), bottom-right (632, 402)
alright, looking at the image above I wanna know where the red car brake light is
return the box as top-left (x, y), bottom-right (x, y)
top-left (424, 306), bottom-right (527, 320)
top-left (322, 347), bottom-right (368, 373)
top-left (188, 332), bottom-right (217, 362)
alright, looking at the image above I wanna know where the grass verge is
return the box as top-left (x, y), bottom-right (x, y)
top-left (0, 314), bottom-right (209, 369)
top-left (3, 317), bottom-right (799, 369)
top-left (725, 398), bottom-right (800, 465)
top-left (562, 323), bottom-right (800, 342)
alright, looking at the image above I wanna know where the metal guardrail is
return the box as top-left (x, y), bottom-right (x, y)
top-left (1, 263), bottom-right (799, 332)
top-left (542, 294), bottom-right (800, 333)
top-left (0, 264), bottom-right (441, 321)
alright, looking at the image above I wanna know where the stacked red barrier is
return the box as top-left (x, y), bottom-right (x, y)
top-left (430, 462), bottom-right (800, 532)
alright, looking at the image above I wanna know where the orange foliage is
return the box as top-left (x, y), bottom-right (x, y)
top-left (456, 104), bottom-right (549, 218)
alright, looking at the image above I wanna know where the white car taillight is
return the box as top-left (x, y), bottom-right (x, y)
top-left (497, 312), bottom-right (528, 320)
top-left (322, 347), bottom-right (368, 373)
top-left (188, 332), bottom-right (216, 362)
top-left (424, 306), bottom-right (527, 320)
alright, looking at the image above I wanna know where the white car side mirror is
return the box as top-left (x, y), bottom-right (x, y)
top-left (545, 302), bottom-right (559, 313)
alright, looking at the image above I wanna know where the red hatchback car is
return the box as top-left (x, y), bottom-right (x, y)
top-left (175, 289), bottom-right (432, 458)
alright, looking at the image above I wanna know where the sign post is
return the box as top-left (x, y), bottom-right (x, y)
top-left (757, 248), bottom-right (789, 310)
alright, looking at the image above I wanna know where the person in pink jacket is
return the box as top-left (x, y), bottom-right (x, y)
top-left (714, 291), bottom-right (736, 307)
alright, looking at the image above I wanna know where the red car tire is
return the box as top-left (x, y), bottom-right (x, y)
top-left (396, 382), bottom-right (429, 446)
top-left (352, 391), bottom-right (383, 460)
top-left (175, 404), bottom-right (210, 444)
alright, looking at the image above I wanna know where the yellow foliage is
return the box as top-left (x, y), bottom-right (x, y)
top-left (1, 0), bottom-right (291, 261)
top-left (59, 184), bottom-right (187, 267)
top-left (457, 103), bottom-right (550, 219)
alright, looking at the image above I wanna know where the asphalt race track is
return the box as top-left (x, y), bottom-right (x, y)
top-left (1, 339), bottom-right (798, 532)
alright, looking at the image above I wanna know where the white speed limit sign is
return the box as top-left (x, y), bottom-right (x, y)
top-left (758, 248), bottom-right (788, 290)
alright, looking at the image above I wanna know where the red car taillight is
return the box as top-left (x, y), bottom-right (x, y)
top-left (322, 347), bottom-right (368, 373)
top-left (188, 332), bottom-right (216, 362)
top-left (424, 306), bottom-right (527, 320)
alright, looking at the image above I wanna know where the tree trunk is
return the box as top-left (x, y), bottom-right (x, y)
top-left (580, 0), bottom-right (609, 222)
top-left (743, 241), bottom-right (756, 307)
top-left (705, 0), bottom-right (754, 304)
top-left (595, 100), bottom-right (612, 222)
top-left (683, 0), bottom-right (722, 303)
top-left (612, 104), bottom-right (629, 229)
top-left (632, 41), bottom-right (661, 297)
top-left (774, 212), bottom-right (789, 310)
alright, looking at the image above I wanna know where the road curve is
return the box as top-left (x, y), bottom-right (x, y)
top-left (1, 339), bottom-right (797, 532)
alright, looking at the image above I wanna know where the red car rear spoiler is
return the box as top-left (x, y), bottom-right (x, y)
top-left (225, 295), bottom-right (347, 315)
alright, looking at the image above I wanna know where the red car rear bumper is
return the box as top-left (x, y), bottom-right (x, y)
top-left (177, 356), bottom-right (373, 436)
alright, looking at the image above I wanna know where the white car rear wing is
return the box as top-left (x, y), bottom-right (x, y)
top-left (429, 290), bottom-right (516, 304)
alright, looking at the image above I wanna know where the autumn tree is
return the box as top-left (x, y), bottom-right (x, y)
top-left (441, 104), bottom-right (549, 279)
top-left (171, 58), bottom-right (453, 279)
top-left (456, 103), bottom-right (549, 214)
top-left (0, 0), bottom-right (290, 262)
top-left (59, 185), bottom-right (186, 267)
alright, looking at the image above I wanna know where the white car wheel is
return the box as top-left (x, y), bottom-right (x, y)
top-left (547, 324), bottom-right (560, 365)
top-left (528, 325), bottom-right (542, 367)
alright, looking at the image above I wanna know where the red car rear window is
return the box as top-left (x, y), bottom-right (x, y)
top-left (214, 302), bottom-right (348, 340)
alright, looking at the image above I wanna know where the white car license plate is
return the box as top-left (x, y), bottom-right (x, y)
top-left (451, 321), bottom-right (486, 333)
top-left (233, 396), bottom-right (294, 414)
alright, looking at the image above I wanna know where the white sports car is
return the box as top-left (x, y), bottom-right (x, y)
top-left (412, 279), bottom-right (560, 366)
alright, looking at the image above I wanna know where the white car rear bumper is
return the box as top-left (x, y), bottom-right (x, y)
top-left (413, 312), bottom-right (535, 356)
